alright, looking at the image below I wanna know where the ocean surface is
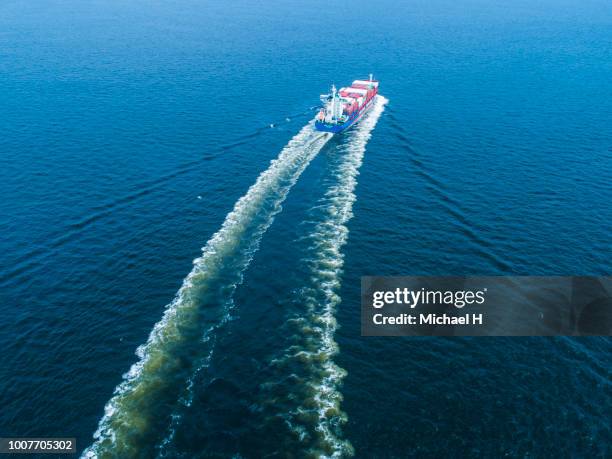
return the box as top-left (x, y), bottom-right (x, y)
top-left (1, 0), bottom-right (611, 457)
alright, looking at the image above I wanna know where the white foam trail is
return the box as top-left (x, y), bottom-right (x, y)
top-left (304, 96), bottom-right (387, 457)
top-left (83, 123), bottom-right (331, 459)
top-left (265, 97), bottom-right (387, 458)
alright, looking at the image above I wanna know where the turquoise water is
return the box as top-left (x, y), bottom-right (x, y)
top-left (1, 0), bottom-right (611, 457)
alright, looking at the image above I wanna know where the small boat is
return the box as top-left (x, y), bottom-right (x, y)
top-left (315, 74), bottom-right (379, 134)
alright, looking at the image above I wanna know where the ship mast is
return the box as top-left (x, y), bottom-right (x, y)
top-left (331, 84), bottom-right (337, 120)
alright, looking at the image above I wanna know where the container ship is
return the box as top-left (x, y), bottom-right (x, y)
top-left (315, 74), bottom-right (379, 134)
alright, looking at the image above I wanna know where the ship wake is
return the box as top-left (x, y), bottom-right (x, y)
top-left (257, 96), bottom-right (387, 458)
top-left (83, 123), bottom-right (331, 458)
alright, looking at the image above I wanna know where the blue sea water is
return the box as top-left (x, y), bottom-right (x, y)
top-left (1, 0), bottom-right (611, 457)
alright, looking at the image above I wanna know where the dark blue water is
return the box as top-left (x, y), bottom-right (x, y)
top-left (1, 0), bottom-right (611, 457)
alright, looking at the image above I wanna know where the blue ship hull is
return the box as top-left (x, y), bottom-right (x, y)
top-left (315, 96), bottom-right (375, 134)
